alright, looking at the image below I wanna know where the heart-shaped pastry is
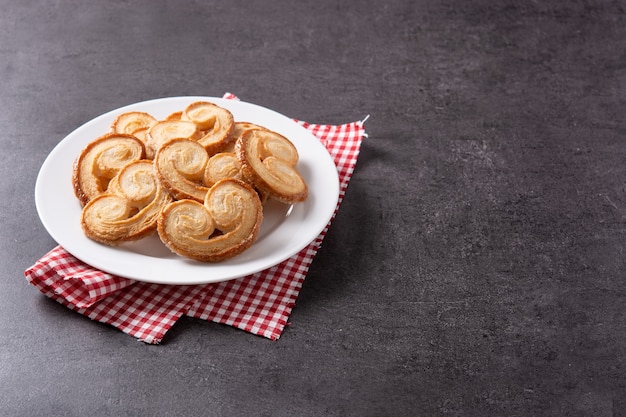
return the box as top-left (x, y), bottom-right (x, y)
top-left (182, 101), bottom-right (235, 155)
top-left (72, 133), bottom-right (145, 206)
top-left (154, 138), bottom-right (210, 202)
top-left (81, 160), bottom-right (172, 245)
top-left (145, 120), bottom-right (200, 159)
top-left (237, 129), bottom-right (308, 204)
top-left (157, 178), bottom-right (263, 262)
top-left (109, 111), bottom-right (157, 144)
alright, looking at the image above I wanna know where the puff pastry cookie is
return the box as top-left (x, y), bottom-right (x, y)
top-left (232, 121), bottom-right (269, 138)
top-left (154, 138), bottom-right (211, 202)
top-left (204, 151), bottom-right (244, 187)
top-left (72, 100), bottom-right (309, 263)
top-left (72, 133), bottom-right (146, 206)
top-left (157, 178), bottom-right (263, 262)
top-left (145, 120), bottom-right (200, 159)
top-left (109, 111), bottom-right (157, 144)
top-left (182, 101), bottom-right (235, 154)
top-left (155, 137), bottom-right (250, 203)
top-left (81, 160), bottom-right (173, 245)
top-left (237, 129), bottom-right (308, 204)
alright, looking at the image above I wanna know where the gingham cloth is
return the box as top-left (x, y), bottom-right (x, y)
top-left (25, 94), bottom-right (367, 344)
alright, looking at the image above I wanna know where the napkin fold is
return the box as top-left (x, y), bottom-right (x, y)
top-left (25, 94), bottom-right (367, 344)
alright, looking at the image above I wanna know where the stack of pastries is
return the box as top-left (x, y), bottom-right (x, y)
top-left (72, 101), bottom-right (308, 262)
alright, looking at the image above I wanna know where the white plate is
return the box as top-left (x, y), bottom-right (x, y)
top-left (35, 97), bottom-right (339, 285)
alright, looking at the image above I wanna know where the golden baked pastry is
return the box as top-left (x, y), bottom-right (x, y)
top-left (157, 178), bottom-right (263, 262)
top-left (213, 122), bottom-right (268, 156)
top-left (182, 101), bottom-right (235, 155)
top-left (81, 160), bottom-right (173, 245)
top-left (130, 127), bottom-right (150, 144)
top-left (110, 111), bottom-right (157, 140)
top-left (232, 121), bottom-right (268, 138)
top-left (204, 151), bottom-right (244, 187)
top-left (237, 129), bottom-right (308, 204)
top-left (145, 120), bottom-right (200, 159)
top-left (72, 133), bottom-right (146, 206)
top-left (72, 101), bottom-right (310, 262)
top-left (164, 111), bottom-right (183, 121)
top-left (154, 138), bottom-right (210, 202)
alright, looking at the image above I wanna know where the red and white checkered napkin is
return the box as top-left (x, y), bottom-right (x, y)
top-left (25, 95), bottom-right (367, 344)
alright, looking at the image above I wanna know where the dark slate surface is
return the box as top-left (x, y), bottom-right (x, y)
top-left (1, 1), bottom-right (625, 416)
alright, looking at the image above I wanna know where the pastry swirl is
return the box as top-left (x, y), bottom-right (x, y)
top-left (154, 138), bottom-right (210, 202)
top-left (110, 111), bottom-right (157, 140)
top-left (182, 101), bottom-right (234, 155)
top-left (237, 129), bottom-right (308, 203)
top-left (145, 120), bottom-right (200, 159)
top-left (72, 133), bottom-right (145, 206)
top-left (157, 178), bottom-right (263, 262)
top-left (164, 111), bottom-right (183, 121)
top-left (72, 101), bottom-right (309, 262)
top-left (204, 152), bottom-right (244, 187)
top-left (232, 121), bottom-right (269, 139)
top-left (81, 160), bottom-right (173, 245)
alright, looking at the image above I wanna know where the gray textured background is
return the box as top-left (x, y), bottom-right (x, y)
top-left (2, 0), bottom-right (626, 416)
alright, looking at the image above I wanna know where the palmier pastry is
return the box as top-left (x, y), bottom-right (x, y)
top-left (222, 122), bottom-right (269, 153)
top-left (154, 138), bottom-right (210, 202)
top-left (164, 111), bottom-right (183, 121)
top-left (130, 127), bottom-right (149, 144)
top-left (182, 101), bottom-right (235, 154)
top-left (204, 151), bottom-right (244, 187)
top-left (237, 129), bottom-right (308, 204)
top-left (81, 160), bottom-right (173, 245)
top-left (72, 133), bottom-right (145, 206)
top-left (145, 120), bottom-right (200, 159)
top-left (110, 111), bottom-right (157, 140)
top-left (157, 178), bottom-right (263, 262)
top-left (232, 121), bottom-right (269, 139)
top-left (203, 151), bottom-right (269, 204)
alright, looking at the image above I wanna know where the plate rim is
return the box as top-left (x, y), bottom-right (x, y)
top-left (35, 96), bottom-right (339, 285)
